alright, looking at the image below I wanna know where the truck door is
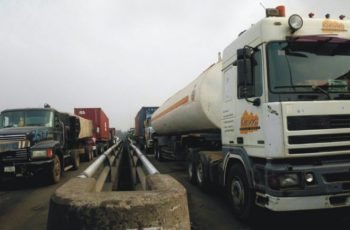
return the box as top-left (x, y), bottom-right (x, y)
top-left (234, 46), bottom-right (265, 157)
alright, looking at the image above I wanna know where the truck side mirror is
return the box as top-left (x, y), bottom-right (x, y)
top-left (237, 47), bottom-right (253, 87)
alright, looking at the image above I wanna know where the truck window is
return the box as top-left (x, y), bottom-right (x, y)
top-left (267, 40), bottom-right (350, 94)
top-left (238, 49), bottom-right (263, 99)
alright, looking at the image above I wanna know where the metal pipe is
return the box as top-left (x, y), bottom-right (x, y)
top-left (79, 142), bottom-right (120, 178)
top-left (129, 143), bottom-right (159, 175)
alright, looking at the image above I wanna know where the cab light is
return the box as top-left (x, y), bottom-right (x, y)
top-left (288, 14), bottom-right (303, 32)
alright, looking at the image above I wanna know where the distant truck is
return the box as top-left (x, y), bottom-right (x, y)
top-left (74, 108), bottom-right (110, 155)
top-left (151, 7), bottom-right (350, 220)
top-left (109, 127), bottom-right (117, 146)
top-left (0, 106), bottom-right (94, 184)
top-left (134, 107), bottom-right (158, 151)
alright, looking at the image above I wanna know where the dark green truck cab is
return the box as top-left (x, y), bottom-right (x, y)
top-left (0, 107), bottom-right (93, 184)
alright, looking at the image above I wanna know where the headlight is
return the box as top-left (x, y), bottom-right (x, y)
top-left (268, 172), bottom-right (301, 190)
top-left (288, 14), bottom-right (303, 32)
top-left (279, 173), bottom-right (300, 187)
top-left (32, 150), bottom-right (48, 158)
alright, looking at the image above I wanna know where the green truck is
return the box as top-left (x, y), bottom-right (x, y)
top-left (0, 106), bottom-right (94, 184)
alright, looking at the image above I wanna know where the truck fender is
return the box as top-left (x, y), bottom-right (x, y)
top-left (222, 147), bottom-right (254, 189)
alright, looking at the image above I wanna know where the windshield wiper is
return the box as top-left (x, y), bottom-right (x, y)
top-left (26, 124), bottom-right (44, 127)
top-left (274, 85), bottom-right (331, 99)
top-left (312, 85), bottom-right (331, 99)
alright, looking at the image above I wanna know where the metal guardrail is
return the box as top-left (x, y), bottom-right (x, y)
top-left (78, 141), bottom-right (123, 191)
top-left (128, 139), bottom-right (159, 190)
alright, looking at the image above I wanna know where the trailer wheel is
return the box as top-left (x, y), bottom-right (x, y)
top-left (226, 164), bottom-right (254, 221)
top-left (50, 155), bottom-right (61, 184)
top-left (187, 160), bottom-right (196, 184)
top-left (154, 143), bottom-right (163, 161)
top-left (84, 147), bottom-right (93, 162)
top-left (196, 156), bottom-right (208, 190)
top-left (72, 151), bottom-right (80, 170)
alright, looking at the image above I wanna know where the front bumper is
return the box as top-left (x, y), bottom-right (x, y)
top-left (257, 192), bottom-right (350, 211)
top-left (0, 159), bottom-right (54, 178)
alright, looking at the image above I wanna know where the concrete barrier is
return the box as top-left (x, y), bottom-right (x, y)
top-left (47, 174), bottom-right (190, 230)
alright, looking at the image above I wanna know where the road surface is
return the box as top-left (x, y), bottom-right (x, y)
top-left (147, 154), bottom-right (350, 230)
top-left (0, 161), bottom-right (92, 230)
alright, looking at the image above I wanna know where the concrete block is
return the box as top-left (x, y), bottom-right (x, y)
top-left (47, 174), bottom-right (190, 230)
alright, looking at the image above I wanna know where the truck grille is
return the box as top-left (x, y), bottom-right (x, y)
top-left (287, 115), bottom-right (350, 155)
top-left (287, 115), bottom-right (350, 130)
top-left (0, 134), bottom-right (28, 161)
top-left (289, 133), bottom-right (350, 144)
top-left (1, 149), bottom-right (29, 161)
top-left (0, 134), bottom-right (26, 141)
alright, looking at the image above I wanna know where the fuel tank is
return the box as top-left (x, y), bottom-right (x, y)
top-left (152, 61), bottom-right (222, 135)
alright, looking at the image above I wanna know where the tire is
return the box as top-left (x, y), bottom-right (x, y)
top-left (84, 147), bottom-right (93, 162)
top-left (195, 156), bottom-right (209, 190)
top-left (50, 155), bottom-right (61, 184)
top-left (154, 143), bottom-right (163, 161)
top-left (226, 164), bottom-right (255, 221)
top-left (187, 159), bottom-right (196, 184)
top-left (72, 152), bottom-right (80, 170)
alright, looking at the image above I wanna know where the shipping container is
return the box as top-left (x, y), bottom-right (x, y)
top-left (74, 108), bottom-right (110, 142)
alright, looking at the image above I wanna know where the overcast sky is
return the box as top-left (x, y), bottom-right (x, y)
top-left (0, 0), bottom-right (349, 130)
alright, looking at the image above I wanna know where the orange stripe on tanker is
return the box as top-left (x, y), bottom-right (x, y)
top-left (152, 96), bottom-right (189, 122)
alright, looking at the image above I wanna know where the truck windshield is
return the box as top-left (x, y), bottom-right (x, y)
top-left (267, 39), bottom-right (350, 95)
top-left (0, 110), bottom-right (54, 128)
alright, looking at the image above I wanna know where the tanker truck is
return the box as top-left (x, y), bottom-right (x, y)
top-left (0, 106), bottom-right (94, 184)
top-left (151, 6), bottom-right (350, 220)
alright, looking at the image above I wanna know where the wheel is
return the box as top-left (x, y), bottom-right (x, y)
top-left (195, 157), bottom-right (208, 189)
top-left (84, 147), bottom-right (93, 161)
top-left (154, 143), bottom-right (163, 161)
top-left (50, 155), bottom-right (61, 184)
top-left (72, 152), bottom-right (80, 170)
top-left (187, 159), bottom-right (196, 184)
top-left (226, 164), bottom-right (255, 221)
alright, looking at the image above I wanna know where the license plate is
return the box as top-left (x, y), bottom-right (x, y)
top-left (4, 166), bottom-right (15, 173)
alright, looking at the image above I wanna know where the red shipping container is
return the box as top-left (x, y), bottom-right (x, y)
top-left (74, 108), bottom-right (110, 142)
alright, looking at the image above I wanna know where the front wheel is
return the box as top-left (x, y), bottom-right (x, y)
top-left (226, 164), bottom-right (255, 221)
top-left (50, 155), bottom-right (61, 184)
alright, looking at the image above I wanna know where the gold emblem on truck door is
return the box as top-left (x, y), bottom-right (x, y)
top-left (240, 111), bottom-right (260, 134)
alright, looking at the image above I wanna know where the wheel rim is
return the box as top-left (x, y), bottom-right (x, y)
top-left (196, 162), bottom-right (204, 184)
top-left (53, 156), bottom-right (60, 179)
top-left (230, 177), bottom-right (245, 212)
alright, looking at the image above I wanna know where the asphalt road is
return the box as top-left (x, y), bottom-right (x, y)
top-left (2, 151), bottom-right (350, 230)
top-left (0, 160), bottom-right (92, 230)
top-left (147, 154), bottom-right (350, 230)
